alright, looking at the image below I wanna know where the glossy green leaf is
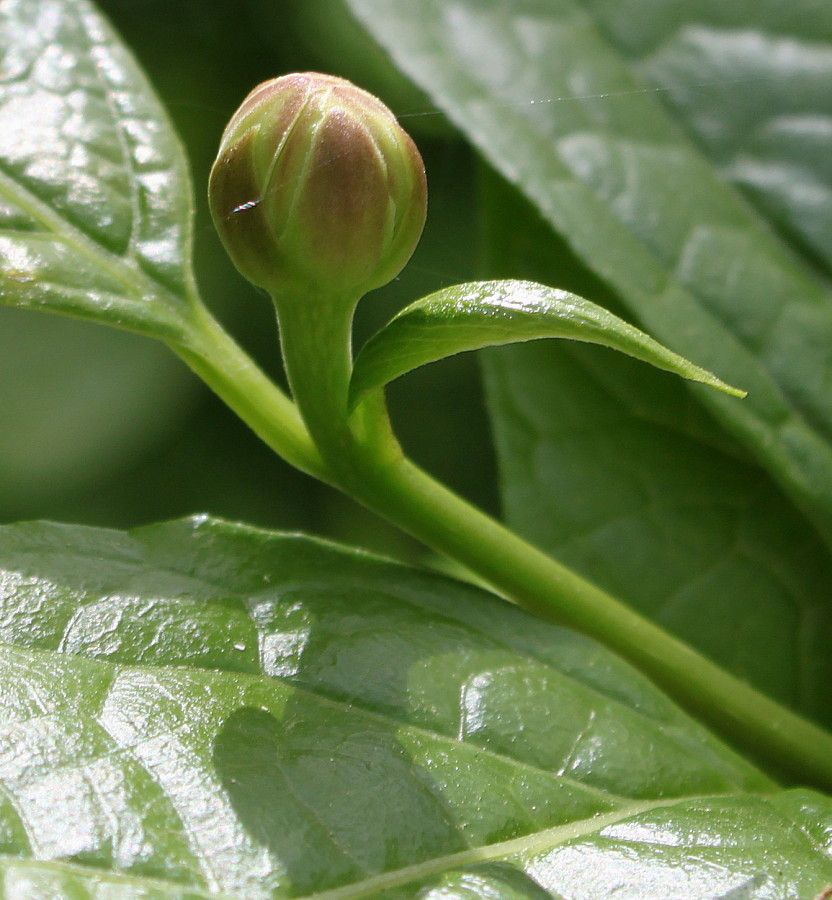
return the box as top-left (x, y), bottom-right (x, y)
top-left (0, 860), bottom-right (217, 900)
top-left (581, 0), bottom-right (832, 272)
top-left (480, 177), bottom-right (832, 726)
top-left (0, 516), bottom-right (830, 898)
top-left (341, 0), bottom-right (832, 552)
top-left (350, 280), bottom-right (742, 410)
top-left (0, 0), bottom-right (198, 341)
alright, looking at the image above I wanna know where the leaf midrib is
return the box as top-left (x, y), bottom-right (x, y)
top-left (0, 790), bottom-right (803, 900)
top-left (0, 161), bottom-right (186, 315)
top-left (0, 165), bottom-right (143, 295)
top-left (292, 795), bottom-right (720, 900)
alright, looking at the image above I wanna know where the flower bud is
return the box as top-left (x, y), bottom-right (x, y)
top-left (209, 72), bottom-right (427, 298)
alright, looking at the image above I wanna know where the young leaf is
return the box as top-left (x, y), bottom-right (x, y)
top-left (0, 0), bottom-right (198, 341)
top-left (350, 280), bottom-right (742, 409)
top-left (341, 0), bottom-right (832, 553)
top-left (1, 516), bottom-right (830, 898)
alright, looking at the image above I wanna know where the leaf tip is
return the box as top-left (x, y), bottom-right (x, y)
top-left (698, 374), bottom-right (747, 399)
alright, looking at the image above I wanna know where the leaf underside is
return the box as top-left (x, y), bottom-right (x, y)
top-left (0, 516), bottom-right (829, 899)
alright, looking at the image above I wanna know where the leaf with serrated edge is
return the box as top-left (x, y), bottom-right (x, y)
top-left (350, 280), bottom-right (742, 409)
top-left (0, 516), bottom-right (830, 898)
top-left (341, 0), bottom-right (832, 554)
top-left (0, 0), bottom-right (197, 341)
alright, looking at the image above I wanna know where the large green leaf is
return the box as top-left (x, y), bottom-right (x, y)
top-left (350, 280), bottom-right (741, 409)
top-left (0, 0), bottom-right (197, 340)
top-left (480, 177), bottom-right (832, 726)
top-left (581, 0), bottom-right (832, 273)
top-left (0, 516), bottom-right (830, 898)
top-left (341, 0), bottom-right (832, 553)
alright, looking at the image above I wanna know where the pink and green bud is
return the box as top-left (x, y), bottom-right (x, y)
top-left (209, 72), bottom-right (427, 298)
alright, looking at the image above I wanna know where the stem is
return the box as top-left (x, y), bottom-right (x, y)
top-left (273, 292), bottom-right (402, 479)
top-left (182, 303), bottom-right (832, 791)
top-left (272, 291), bottom-right (356, 463)
top-left (172, 303), bottom-right (330, 484)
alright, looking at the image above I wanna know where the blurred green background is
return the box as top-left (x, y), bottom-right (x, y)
top-left (0, 0), bottom-right (500, 562)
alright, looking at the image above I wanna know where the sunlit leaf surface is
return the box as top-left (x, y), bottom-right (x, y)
top-left (0, 517), bottom-right (829, 898)
top-left (0, 0), bottom-right (197, 339)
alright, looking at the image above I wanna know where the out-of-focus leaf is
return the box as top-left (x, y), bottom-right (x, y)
top-left (0, 516), bottom-right (829, 898)
top-left (480, 176), bottom-right (832, 726)
top-left (0, 0), bottom-right (198, 340)
top-left (341, 0), bottom-right (832, 554)
top-left (582, 0), bottom-right (832, 272)
top-left (350, 280), bottom-right (742, 409)
top-left (254, 0), bottom-right (452, 139)
top-left (0, 308), bottom-right (193, 510)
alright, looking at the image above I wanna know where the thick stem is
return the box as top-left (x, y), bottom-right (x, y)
top-left (172, 303), bottom-right (330, 484)
top-left (273, 291), bottom-right (401, 480)
top-left (273, 291), bottom-right (356, 463)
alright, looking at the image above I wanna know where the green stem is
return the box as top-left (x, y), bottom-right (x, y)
top-left (273, 291), bottom-right (402, 479)
top-left (172, 302), bottom-right (330, 484)
top-left (183, 303), bottom-right (832, 791)
top-left (272, 291), bottom-right (356, 465)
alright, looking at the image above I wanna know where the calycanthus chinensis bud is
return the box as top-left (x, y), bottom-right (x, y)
top-left (209, 73), bottom-right (427, 298)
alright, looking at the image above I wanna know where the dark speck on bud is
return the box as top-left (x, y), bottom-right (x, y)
top-left (209, 72), bottom-right (427, 299)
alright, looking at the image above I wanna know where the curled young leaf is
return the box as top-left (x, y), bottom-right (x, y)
top-left (350, 280), bottom-right (744, 409)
